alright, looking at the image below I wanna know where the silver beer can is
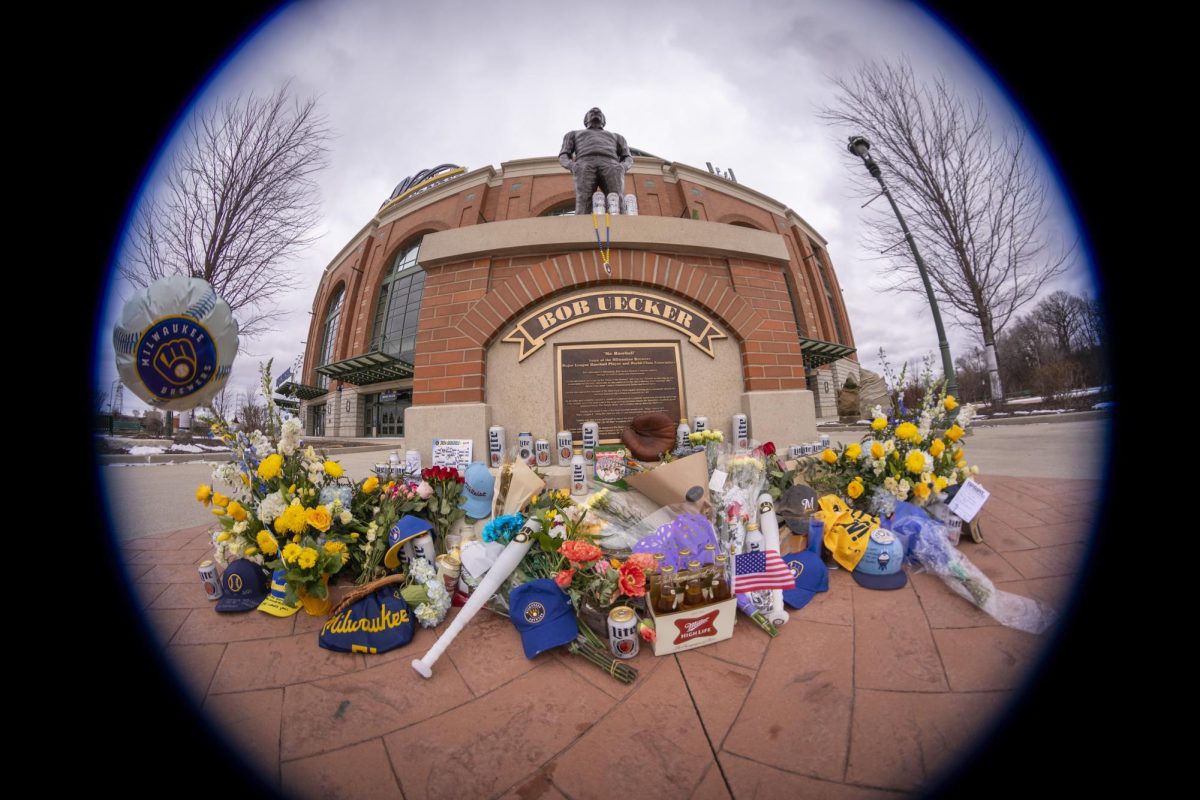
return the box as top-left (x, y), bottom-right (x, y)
top-left (556, 431), bottom-right (573, 466)
top-left (733, 413), bottom-right (749, 449)
top-left (517, 431), bottom-right (534, 465)
top-left (571, 453), bottom-right (587, 496)
top-left (582, 421), bottom-right (599, 464)
top-left (606, 192), bottom-right (621, 216)
top-left (405, 449), bottom-right (421, 474)
top-left (199, 560), bottom-right (222, 601)
top-left (623, 193), bottom-right (638, 216)
top-left (592, 190), bottom-right (606, 216)
top-left (820, 434), bottom-right (831, 449)
top-left (535, 439), bottom-right (551, 466)
top-left (608, 605), bottom-right (639, 659)
top-left (488, 425), bottom-right (506, 468)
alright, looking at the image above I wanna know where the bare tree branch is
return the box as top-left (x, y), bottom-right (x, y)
top-left (821, 60), bottom-right (1075, 400)
top-left (119, 80), bottom-right (331, 340)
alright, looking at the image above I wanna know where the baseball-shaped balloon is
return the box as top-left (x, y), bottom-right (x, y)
top-left (112, 276), bottom-right (239, 412)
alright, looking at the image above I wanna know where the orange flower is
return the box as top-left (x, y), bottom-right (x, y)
top-left (617, 562), bottom-right (647, 597)
top-left (554, 568), bottom-right (575, 588)
top-left (559, 540), bottom-right (603, 564)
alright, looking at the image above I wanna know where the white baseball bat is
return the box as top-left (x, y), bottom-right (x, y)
top-left (758, 492), bottom-right (789, 626)
top-left (412, 519), bottom-right (541, 678)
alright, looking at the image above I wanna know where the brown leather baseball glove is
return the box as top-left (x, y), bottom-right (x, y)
top-left (620, 412), bottom-right (677, 461)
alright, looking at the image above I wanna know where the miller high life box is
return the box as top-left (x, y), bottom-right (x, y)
top-left (644, 595), bottom-right (737, 656)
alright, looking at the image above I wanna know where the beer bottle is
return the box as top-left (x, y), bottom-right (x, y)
top-left (712, 554), bottom-right (731, 601)
top-left (656, 565), bottom-right (679, 613)
top-left (648, 552), bottom-right (667, 605)
top-left (684, 559), bottom-right (704, 608)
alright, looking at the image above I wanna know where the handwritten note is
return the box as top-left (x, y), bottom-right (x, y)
top-left (432, 439), bottom-right (473, 474)
top-left (947, 478), bottom-right (990, 522)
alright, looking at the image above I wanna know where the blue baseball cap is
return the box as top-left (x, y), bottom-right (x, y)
top-left (215, 558), bottom-right (269, 613)
top-left (852, 528), bottom-right (907, 590)
top-left (508, 579), bottom-right (578, 659)
top-left (384, 515), bottom-right (435, 570)
top-left (319, 585), bottom-right (414, 654)
top-left (257, 568), bottom-right (300, 617)
top-left (460, 461), bottom-right (494, 520)
top-left (780, 550), bottom-right (829, 609)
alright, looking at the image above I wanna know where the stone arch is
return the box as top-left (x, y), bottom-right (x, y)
top-left (717, 213), bottom-right (767, 230)
top-left (530, 191), bottom-right (578, 217)
top-left (456, 250), bottom-right (765, 350)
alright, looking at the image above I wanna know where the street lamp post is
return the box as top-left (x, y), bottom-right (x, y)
top-left (847, 136), bottom-right (958, 400)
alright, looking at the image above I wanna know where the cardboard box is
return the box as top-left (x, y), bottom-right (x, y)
top-left (644, 595), bottom-right (737, 656)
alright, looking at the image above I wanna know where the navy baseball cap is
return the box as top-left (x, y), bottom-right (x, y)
top-left (384, 515), bottom-right (435, 570)
top-left (780, 550), bottom-right (829, 610)
top-left (319, 585), bottom-right (414, 655)
top-left (852, 528), bottom-right (907, 590)
top-left (509, 579), bottom-right (579, 659)
top-left (215, 558), bottom-right (269, 613)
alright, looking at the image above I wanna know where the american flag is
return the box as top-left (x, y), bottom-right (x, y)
top-left (733, 550), bottom-right (795, 592)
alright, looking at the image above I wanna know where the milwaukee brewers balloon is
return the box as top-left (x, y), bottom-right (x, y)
top-left (112, 276), bottom-right (239, 411)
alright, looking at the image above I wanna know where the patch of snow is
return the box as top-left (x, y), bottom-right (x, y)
top-left (1031, 409), bottom-right (1066, 415)
top-left (128, 446), bottom-right (165, 455)
top-left (991, 412), bottom-right (1011, 417)
top-left (1093, 401), bottom-right (1117, 410)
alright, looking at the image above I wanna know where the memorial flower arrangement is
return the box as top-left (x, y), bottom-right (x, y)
top-left (803, 358), bottom-right (980, 514)
top-left (419, 466), bottom-right (466, 554)
top-left (688, 428), bottom-right (724, 474)
top-left (757, 441), bottom-right (799, 500)
top-left (353, 479), bottom-right (430, 584)
top-left (266, 536), bottom-right (350, 609)
top-left (400, 556), bottom-right (452, 627)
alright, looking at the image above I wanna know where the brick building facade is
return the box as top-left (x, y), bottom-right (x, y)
top-left (291, 155), bottom-right (858, 459)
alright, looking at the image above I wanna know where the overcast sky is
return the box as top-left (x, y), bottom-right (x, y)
top-left (95, 0), bottom-right (1095, 415)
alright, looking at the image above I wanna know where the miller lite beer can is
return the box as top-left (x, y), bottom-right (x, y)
top-left (535, 439), bottom-right (551, 467)
top-left (488, 425), bottom-right (506, 467)
top-left (592, 190), bottom-right (606, 216)
top-left (692, 415), bottom-right (708, 433)
top-left (820, 434), bottom-right (831, 449)
top-left (623, 193), bottom-right (638, 215)
top-left (607, 192), bottom-right (621, 216)
top-left (582, 421), bottom-right (599, 464)
top-left (405, 449), bottom-right (421, 475)
top-left (608, 606), bottom-right (639, 659)
top-left (733, 413), bottom-right (749, 450)
top-left (788, 444), bottom-right (804, 460)
top-left (571, 452), bottom-right (587, 496)
top-left (199, 560), bottom-right (222, 600)
top-left (517, 432), bottom-right (534, 465)
top-left (801, 443), bottom-right (813, 457)
top-left (556, 431), bottom-right (573, 466)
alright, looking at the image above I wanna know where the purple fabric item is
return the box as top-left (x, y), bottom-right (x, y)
top-left (633, 514), bottom-right (718, 570)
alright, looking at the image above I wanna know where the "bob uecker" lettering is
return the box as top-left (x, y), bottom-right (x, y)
top-left (535, 294), bottom-right (695, 333)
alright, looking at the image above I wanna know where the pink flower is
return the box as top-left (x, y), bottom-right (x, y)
top-left (638, 620), bottom-right (656, 643)
top-left (625, 553), bottom-right (656, 574)
top-left (594, 560), bottom-right (610, 574)
top-left (554, 568), bottom-right (575, 588)
top-left (618, 563), bottom-right (646, 597)
top-left (416, 481), bottom-right (434, 499)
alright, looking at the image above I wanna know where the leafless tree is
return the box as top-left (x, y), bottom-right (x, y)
top-left (822, 59), bottom-right (1073, 402)
top-left (208, 384), bottom-right (233, 420)
top-left (1033, 290), bottom-right (1084, 356)
top-left (119, 81), bottom-right (331, 339)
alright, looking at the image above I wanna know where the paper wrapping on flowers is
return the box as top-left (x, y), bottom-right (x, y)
top-left (710, 452), bottom-right (767, 554)
top-left (625, 451), bottom-right (711, 510)
top-left (886, 503), bottom-right (1056, 634)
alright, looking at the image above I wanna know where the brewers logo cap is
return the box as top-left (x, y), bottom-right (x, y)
top-left (215, 558), bottom-right (269, 613)
top-left (508, 579), bottom-right (578, 659)
top-left (383, 515), bottom-right (435, 570)
top-left (780, 550), bottom-right (829, 610)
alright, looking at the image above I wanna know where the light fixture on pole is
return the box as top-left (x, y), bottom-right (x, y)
top-left (847, 135), bottom-right (958, 399)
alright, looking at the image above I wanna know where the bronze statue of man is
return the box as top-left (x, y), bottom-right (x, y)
top-left (559, 107), bottom-right (634, 215)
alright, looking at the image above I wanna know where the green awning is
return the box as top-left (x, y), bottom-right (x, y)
top-left (799, 337), bottom-right (856, 369)
top-left (276, 381), bottom-right (327, 401)
top-left (273, 397), bottom-right (300, 411)
top-left (315, 350), bottom-right (415, 386)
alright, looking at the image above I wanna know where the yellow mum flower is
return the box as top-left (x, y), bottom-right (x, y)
top-left (274, 501), bottom-right (308, 536)
top-left (934, 475), bottom-right (949, 493)
top-left (324, 460), bottom-right (343, 479)
top-left (929, 439), bottom-right (945, 458)
top-left (821, 448), bottom-right (838, 465)
top-left (905, 450), bottom-right (927, 474)
top-left (913, 482), bottom-right (932, 502)
top-left (871, 417), bottom-right (887, 431)
top-left (256, 530), bottom-right (280, 557)
top-left (298, 548), bottom-right (319, 569)
top-left (847, 478), bottom-right (864, 499)
top-left (306, 505), bottom-right (333, 533)
top-left (945, 424), bottom-right (965, 443)
top-left (324, 541), bottom-right (347, 555)
top-left (944, 396), bottom-right (959, 411)
top-left (894, 422), bottom-right (919, 443)
top-left (195, 485), bottom-right (213, 506)
top-left (257, 454), bottom-right (284, 481)
top-left (282, 543), bottom-right (302, 563)
top-left (362, 476), bottom-right (380, 494)
top-left (845, 443), bottom-right (862, 460)
top-left (216, 532), bottom-right (232, 542)
top-left (870, 441), bottom-right (885, 460)
top-left (226, 501), bottom-right (248, 522)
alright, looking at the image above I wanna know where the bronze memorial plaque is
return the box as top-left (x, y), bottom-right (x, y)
top-left (556, 342), bottom-right (686, 443)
